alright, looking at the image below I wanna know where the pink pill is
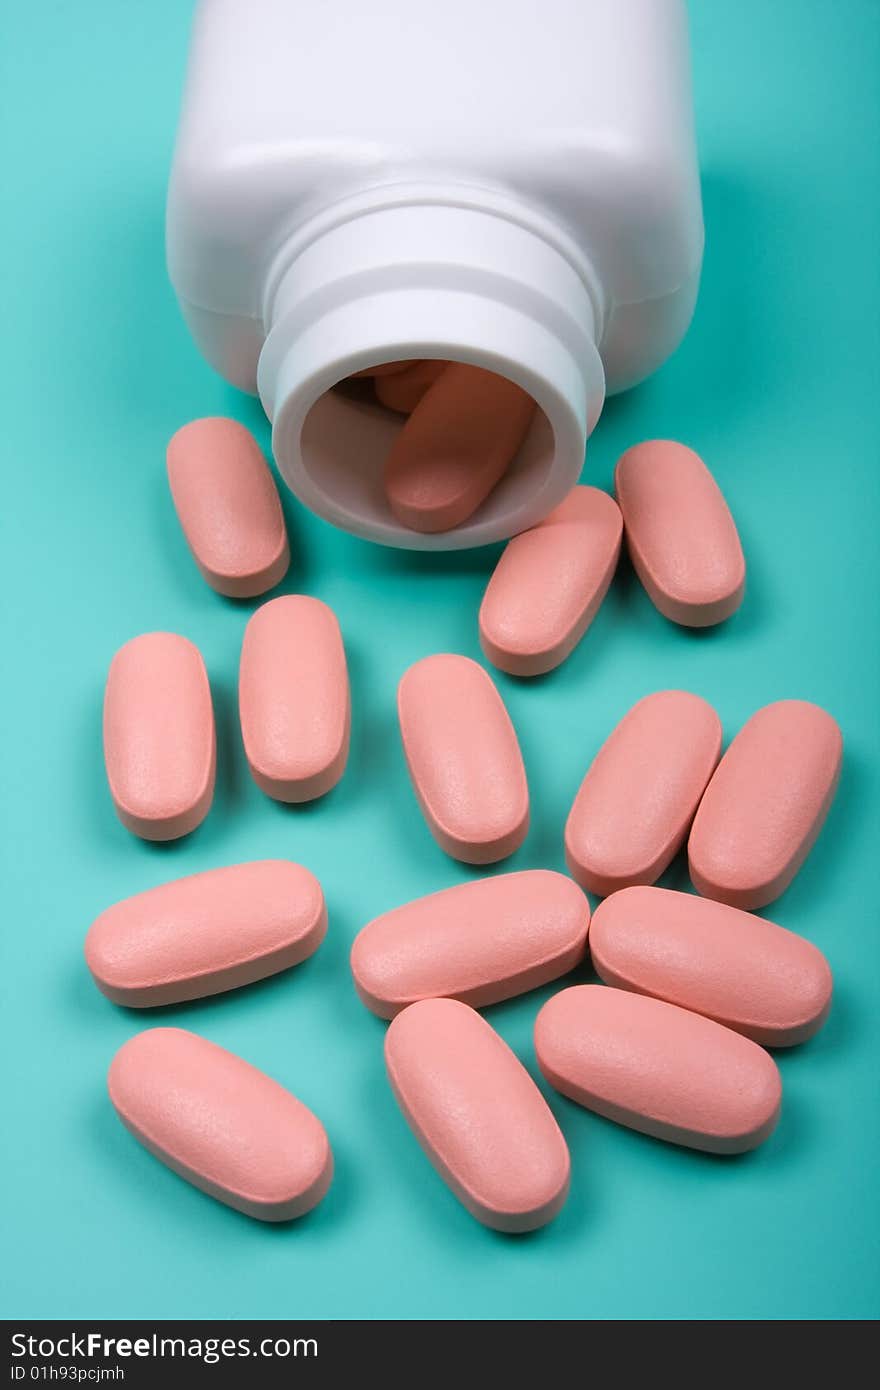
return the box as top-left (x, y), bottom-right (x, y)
top-left (615, 440), bottom-right (745, 626)
top-left (85, 860), bottom-right (326, 1007)
top-left (384, 363), bottom-right (536, 533)
top-left (386, 998), bottom-right (570, 1231)
top-left (351, 870), bottom-right (589, 1018)
top-left (535, 985), bottom-right (782, 1153)
top-left (590, 886), bottom-right (832, 1046)
top-left (239, 595), bottom-right (350, 802)
top-left (166, 417), bottom-right (289, 598)
top-left (375, 360), bottom-right (448, 414)
top-left (564, 690), bottom-right (721, 896)
top-left (398, 653), bottom-right (529, 863)
top-left (689, 700), bottom-right (843, 910)
top-left (108, 1028), bottom-right (332, 1221)
top-left (103, 632), bottom-right (215, 840)
top-left (479, 485), bottom-right (623, 676)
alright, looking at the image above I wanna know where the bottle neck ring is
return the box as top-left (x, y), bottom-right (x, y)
top-left (258, 198), bottom-right (605, 549)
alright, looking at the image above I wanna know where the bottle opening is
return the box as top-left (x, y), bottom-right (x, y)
top-left (259, 199), bottom-right (604, 548)
top-left (298, 362), bottom-right (557, 546)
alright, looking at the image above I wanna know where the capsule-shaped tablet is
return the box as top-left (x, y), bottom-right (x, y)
top-left (108, 1028), bottom-right (332, 1221)
top-left (239, 595), bottom-right (350, 802)
top-left (590, 886), bottom-right (832, 1046)
top-left (166, 417), bottom-right (289, 598)
top-left (351, 870), bottom-right (589, 1018)
top-left (479, 486), bottom-right (622, 676)
top-left (386, 998), bottom-right (570, 1231)
top-left (615, 440), bottom-right (745, 626)
top-left (688, 700), bottom-right (843, 910)
top-left (375, 360), bottom-right (448, 414)
top-left (85, 860), bottom-right (326, 1007)
top-left (398, 653), bottom-right (529, 863)
top-left (384, 363), bottom-right (536, 533)
top-left (535, 985), bottom-right (781, 1153)
top-left (103, 632), bottom-right (215, 840)
top-left (564, 691), bottom-right (721, 896)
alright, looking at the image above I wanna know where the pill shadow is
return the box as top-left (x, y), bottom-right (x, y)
top-left (600, 543), bottom-right (655, 627)
top-left (654, 852), bottom-right (696, 894)
top-left (333, 638), bottom-right (391, 808)
top-left (151, 461), bottom-right (201, 595)
top-left (95, 950), bottom-right (327, 1025)
top-left (323, 918), bottom-right (375, 1034)
top-left (772, 977), bottom-right (856, 1066)
top-left (66, 952), bottom-right (116, 1025)
top-left (548, 1088), bottom-right (806, 1176)
top-left (75, 684), bottom-right (120, 847)
top-left (509, 795), bottom-right (562, 875)
top-left (210, 672), bottom-right (244, 813)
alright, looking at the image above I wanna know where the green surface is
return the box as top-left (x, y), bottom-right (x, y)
top-left (2, 2), bottom-right (879, 1322)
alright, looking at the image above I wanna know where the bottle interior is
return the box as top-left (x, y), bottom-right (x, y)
top-left (298, 362), bottom-right (555, 540)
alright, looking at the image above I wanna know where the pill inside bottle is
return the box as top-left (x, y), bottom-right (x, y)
top-left (383, 364), bottom-right (536, 533)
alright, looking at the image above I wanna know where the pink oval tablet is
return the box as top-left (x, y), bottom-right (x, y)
top-left (479, 486), bottom-right (623, 676)
top-left (103, 632), bottom-right (215, 840)
top-left (239, 595), bottom-right (350, 802)
top-left (384, 363), bottom-right (536, 533)
top-left (590, 886), bottom-right (832, 1046)
top-left (85, 860), bottom-right (326, 1008)
top-left (688, 700), bottom-right (843, 910)
top-left (108, 1028), bottom-right (332, 1221)
top-left (167, 417), bottom-right (289, 598)
top-left (535, 985), bottom-right (781, 1153)
top-left (351, 870), bottom-right (589, 1018)
top-left (564, 691), bottom-right (721, 896)
top-left (386, 998), bottom-right (570, 1231)
top-left (397, 654), bottom-right (529, 863)
top-left (375, 360), bottom-right (448, 414)
top-left (615, 440), bottom-right (745, 626)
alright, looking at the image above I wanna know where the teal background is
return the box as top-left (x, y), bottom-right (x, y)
top-left (2, 1), bottom-right (878, 1322)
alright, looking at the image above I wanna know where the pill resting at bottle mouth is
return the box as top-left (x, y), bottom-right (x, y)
top-left (383, 363), bottom-right (536, 533)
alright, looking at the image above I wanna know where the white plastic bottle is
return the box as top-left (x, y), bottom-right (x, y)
top-left (167, 0), bottom-right (703, 549)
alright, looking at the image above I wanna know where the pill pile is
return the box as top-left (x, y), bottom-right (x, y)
top-left (85, 383), bottom-right (842, 1231)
